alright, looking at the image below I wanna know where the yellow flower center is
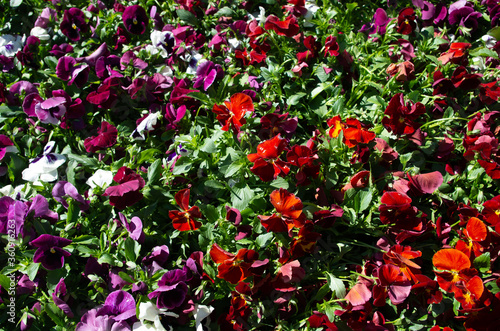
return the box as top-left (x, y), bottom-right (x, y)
top-left (50, 248), bottom-right (56, 253)
top-left (72, 23), bottom-right (77, 30)
top-left (133, 18), bottom-right (138, 25)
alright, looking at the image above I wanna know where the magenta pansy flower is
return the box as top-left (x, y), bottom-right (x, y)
top-left (31, 234), bottom-right (72, 270)
top-left (122, 5), bottom-right (149, 35)
top-left (103, 167), bottom-right (145, 210)
top-left (60, 7), bottom-right (88, 41)
top-left (84, 121), bottom-right (118, 153)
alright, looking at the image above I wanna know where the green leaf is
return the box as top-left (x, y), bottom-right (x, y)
top-left (67, 154), bottom-right (99, 167)
top-left (326, 272), bottom-right (346, 299)
top-left (124, 237), bottom-right (140, 263)
top-left (147, 159), bottom-right (162, 184)
top-left (200, 138), bottom-right (217, 153)
top-left (27, 262), bottom-right (40, 281)
top-left (354, 189), bottom-right (372, 213)
top-left (255, 232), bottom-right (274, 248)
top-left (44, 303), bottom-right (64, 326)
top-left (0, 274), bottom-right (11, 290)
top-left (269, 177), bottom-right (290, 190)
top-left (231, 183), bottom-right (255, 210)
top-left (118, 271), bottom-right (136, 284)
top-left (488, 26), bottom-right (500, 41)
top-left (10, 0), bottom-right (22, 7)
top-left (204, 180), bottom-right (225, 190)
top-left (470, 47), bottom-right (498, 59)
top-left (316, 66), bottom-right (330, 83)
top-left (172, 156), bottom-right (193, 175)
top-left (201, 204), bottom-right (218, 223)
top-left (224, 161), bottom-right (244, 178)
top-left (215, 6), bottom-right (233, 17)
top-left (331, 97), bottom-right (344, 116)
top-left (176, 9), bottom-right (198, 26)
top-left (474, 252), bottom-right (491, 273)
top-left (137, 149), bottom-right (161, 165)
top-left (287, 92), bottom-right (307, 106)
top-left (187, 92), bottom-right (212, 105)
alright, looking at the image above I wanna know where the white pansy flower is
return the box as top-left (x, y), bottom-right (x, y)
top-left (193, 304), bottom-right (214, 331)
top-left (227, 38), bottom-right (241, 51)
top-left (131, 112), bottom-right (161, 140)
top-left (0, 184), bottom-right (25, 198)
top-left (304, 1), bottom-right (320, 27)
top-left (133, 302), bottom-right (178, 331)
top-left (0, 34), bottom-right (23, 57)
top-left (30, 27), bottom-right (50, 41)
top-left (147, 30), bottom-right (175, 58)
top-left (21, 141), bottom-right (65, 185)
top-left (248, 6), bottom-right (266, 25)
top-left (86, 169), bottom-right (114, 189)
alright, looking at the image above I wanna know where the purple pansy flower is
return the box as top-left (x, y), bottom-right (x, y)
top-left (52, 181), bottom-right (90, 211)
top-left (76, 42), bottom-right (110, 67)
top-left (56, 56), bottom-right (89, 88)
top-left (359, 8), bottom-right (392, 35)
top-left (52, 278), bottom-right (74, 318)
top-left (31, 234), bottom-right (72, 270)
top-left (49, 43), bottom-right (74, 58)
top-left (448, 0), bottom-right (482, 32)
top-left (142, 245), bottom-right (170, 275)
top-left (193, 60), bottom-right (224, 91)
top-left (98, 290), bottom-right (137, 322)
top-left (122, 5), bottom-right (149, 35)
top-left (0, 135), bottom-right (17, 161)
top-left (34, 96), bottom-right (66, 125)
top-left (60, 7), bottom-right (88, 41)
top-left (117, 212), bottom-right (145, 243)
top-left (148, 269), bottom-right (189, 309)
top-left (164, 103), bottom-right (186, 131)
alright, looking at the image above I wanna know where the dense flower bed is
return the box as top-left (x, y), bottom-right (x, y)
top-left (1, 0), bottom-right (500, 330)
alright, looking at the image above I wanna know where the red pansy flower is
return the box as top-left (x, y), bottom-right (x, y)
top-left (209, 243), bottom-right (267, 284)
top-left (247, 134), bottom-right (290, 182)
top-left (438, 42), bottom-right (471, 65)
top-left (482, 195), bottom-right (500, 231)
top-left (479, 81), bottom-right (500, 105)
top-left (212, 93), bottom-right (254, 133)
top-left (169, 188), bottom-right (202, 231)
top-left (382, 93), bottom-right (426, 135)
top-left (264, 15), bottom-right (300, 37)
top-left (83, 121), bottom-right (118, 153)
top-left (432, 248), bottom-right (472, 294)
top-left (258, 188), bottom-right (306, 233)
top-left (258, 112), bottom-right (298, 139)
top-left (327, 115), bottom-right (343, 138)
top-left (378, 191), bottom-right (415, 225)
top-left (372, 264), bottom-right (412, 306)
top-left (383, 245), bottom-right (421, 283)
top-left (286, 144), bottom-right (320, 186)
top-left (451, 66), bottom-right (482, 90)
top-left (289, 221), bottom-right (321, 258)
top-left (103, 167), bottom-right (145, 209)
top-left (234, 48), bottom-right (267, 67)
top-left (324, 35), bottom-right (340, 57)
top-left (342, 118), bottom-right (376, 148)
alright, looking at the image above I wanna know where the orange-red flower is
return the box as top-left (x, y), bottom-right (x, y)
top-left (432, 248), bottom-right (484, 309)
top-left (438, 42), bottom-right (471, 65)
top-left (169, 188), bottom-right (202, 231)
top-left (258, 188), bottom-right (306, 233)
top-left (327, 116), bottom-right (375, 147)
top-left (247, 134), bottom-right (290, 182)
top-left (383, 245), bottom-right (421, 283)
top-left (455, 217), bottom-right (489, 259)
top-left (212, 93), bottom-right (254, 133)
top-left (209, 243), bottom-right (267, 284)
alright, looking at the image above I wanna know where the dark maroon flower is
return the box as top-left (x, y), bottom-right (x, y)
top-left (60, 8), bottom-right (88, 41)
top-left (382, 93), bottom-right (426, 135)
top-left (258, 112), bottom-right (298, 139)
top-left (397, 8), bottom-right (416, 34)
top-left (103, 167), bottom-right (145, 210)
top-left (0, 55), bottom-right (14, 72)
top-left (112, 26), bottom-right (130, 50)
top-left (122, 5), bottom-right (149, 35)
top-left (142, 245), bottom-right (170, 274)
top-left (407, 171), bottom-right (444, 195)
top-left (451, 66), bottom-right (482, 91)
top-left (324, 35), bottom-right (339, 57)
top-left (86, 77), bottom-right (121, 109)
top-left (31, 234), bottom-right (71, 270)
top-left (76, 42), bottom-right (110, 67)
top-left (84, 121), bottom-right (118, 153)
top-left (148, 269), bottom-right (189, 309)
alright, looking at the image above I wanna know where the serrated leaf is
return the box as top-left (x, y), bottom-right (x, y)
top-left (316, 66), bottom-right (330, 83)
top-left (201, 138), bottom-right (217, 153)
top-left (354, 189), bottom-right (373, 213)
top-left (147, 159), bottom-right (162, 184)
top-left (326, 272), bottom-right (346, 298)
top-left (44, 303), bottom-right (64, 326)
top-left (269, 177), bottom-right (290, 190)
top-left (201, 204), bottom-right (218, 223)
top-left (255, 232), bottom-right (274, 248)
